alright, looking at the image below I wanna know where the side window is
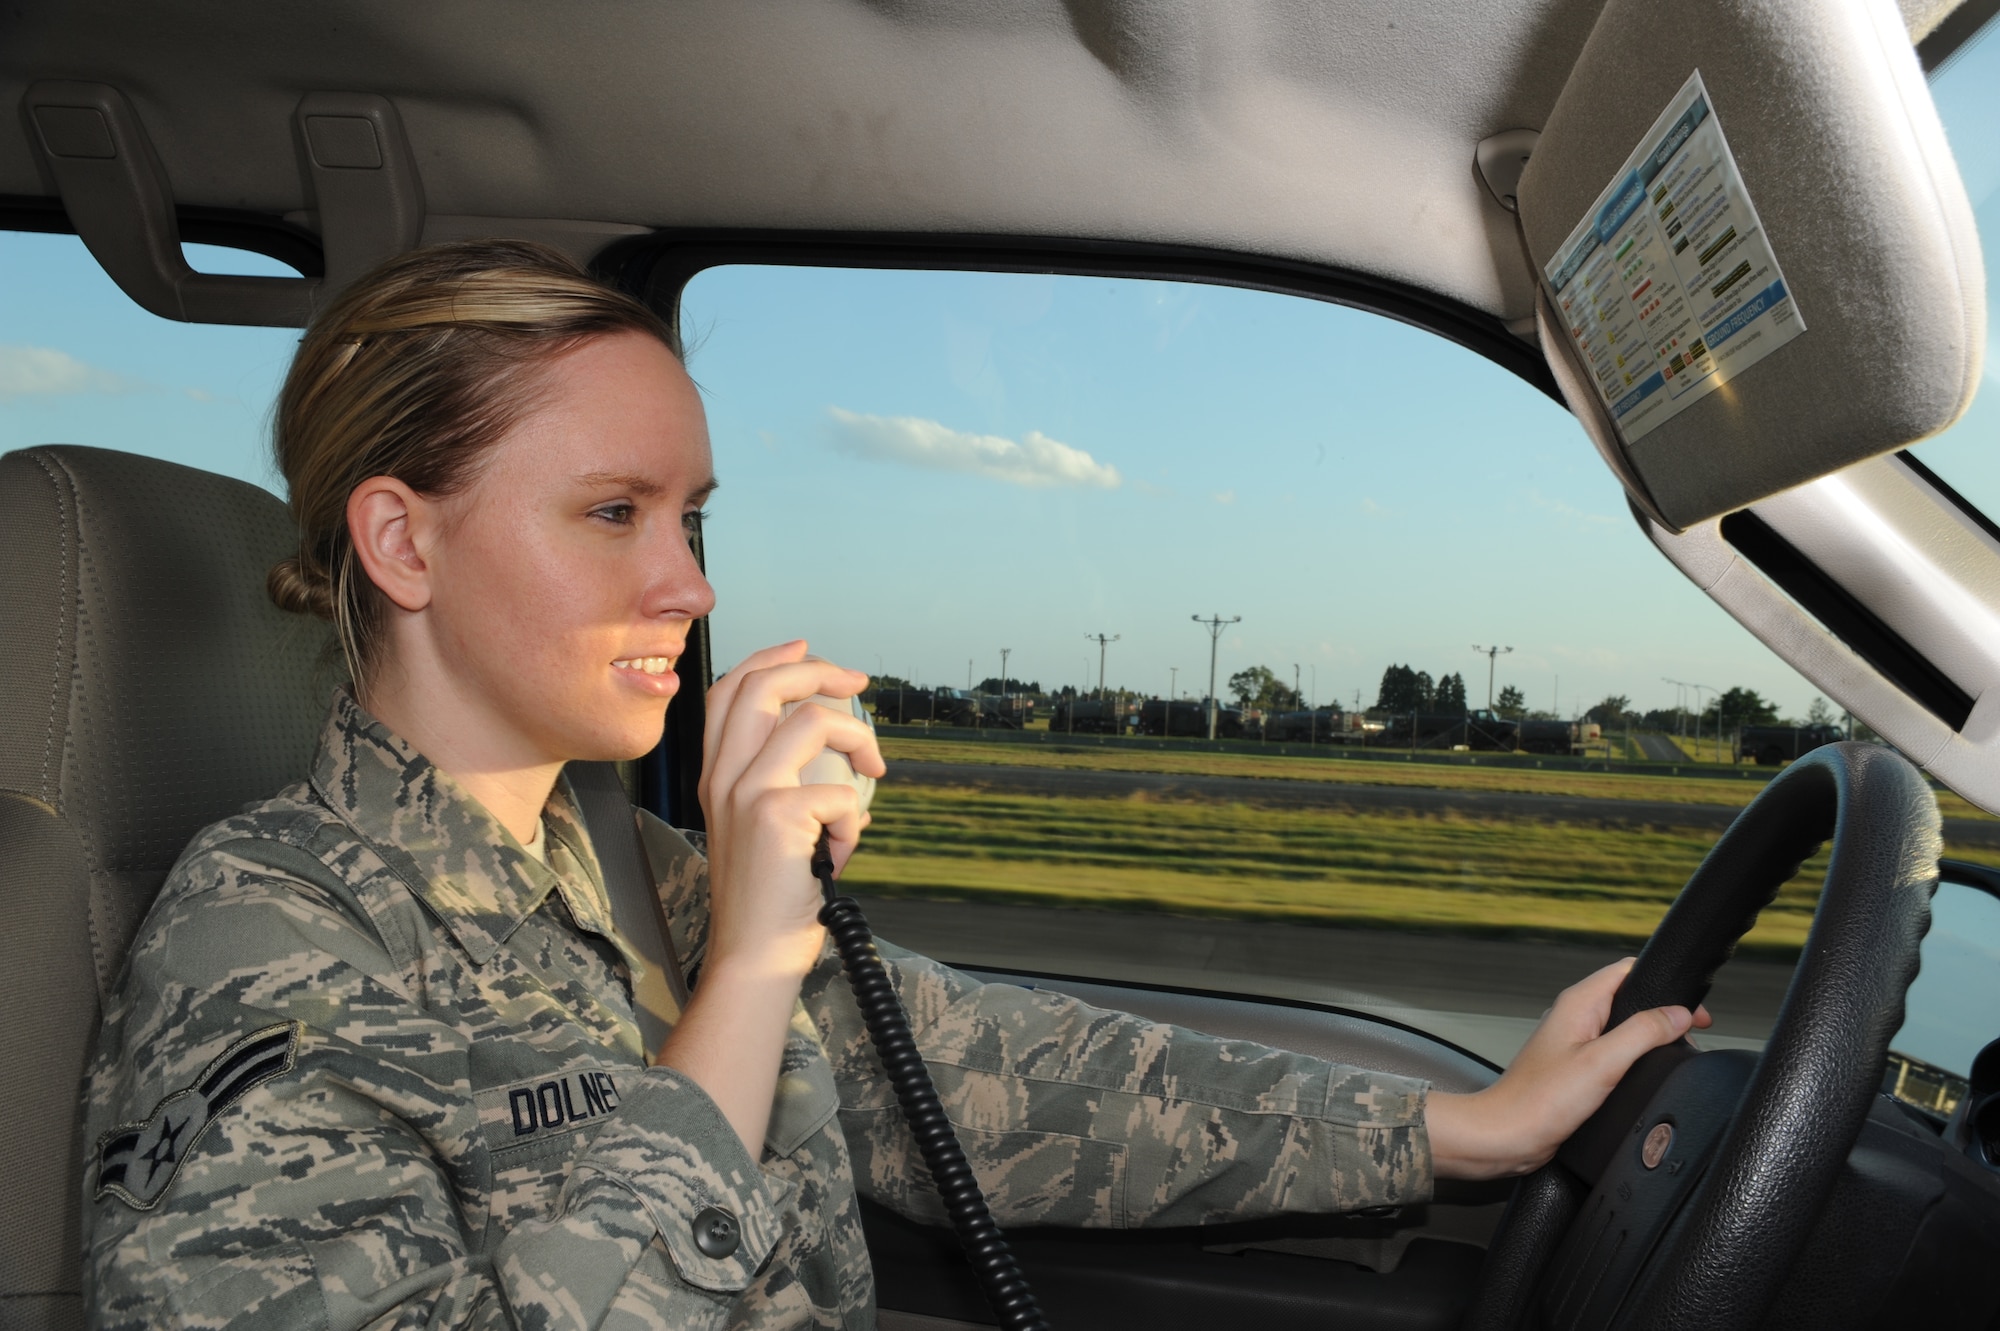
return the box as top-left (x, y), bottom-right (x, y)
top-left (1911, 22), bottom-right (2000, 501)
top-left (678, 264), bottom-right (1866, 1065)
top-left (1, 230), bottom-right (297, 490)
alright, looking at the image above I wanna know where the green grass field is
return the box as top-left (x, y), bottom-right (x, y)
top-left (848, 741), bottom-right (1999, 958)
top-left (877, 736), bottom-right (1998, 821)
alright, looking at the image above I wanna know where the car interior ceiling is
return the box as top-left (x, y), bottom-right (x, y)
top-left (5, 1), bottom-right (2000, 1330)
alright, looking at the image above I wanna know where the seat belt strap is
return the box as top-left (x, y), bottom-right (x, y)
top-left (566, 761), bottom-right (690, 1064)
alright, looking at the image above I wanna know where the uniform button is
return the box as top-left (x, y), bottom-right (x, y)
top-left (692, 1205), bottom-right (740, 1259)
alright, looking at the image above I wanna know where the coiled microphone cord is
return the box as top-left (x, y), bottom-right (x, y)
top-left (812, 831), bottom-right (1051, 1331)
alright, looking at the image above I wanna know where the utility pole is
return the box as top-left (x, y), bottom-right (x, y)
top-left (1192, 614), bottom-right (1241, 740)
top-left (999, 647), bottom-right (1011, 713)
top-left (1309, 664), bottom-right (1317, 745)
top-left (1170, 666), bottom-right (1179, 701)
top-left (1086, 633), bottom-right (1120, 703)
top-left (1472, 644), bottom-right (1514, 709)
top-left (1293, 664), bottom-right (1301, 713)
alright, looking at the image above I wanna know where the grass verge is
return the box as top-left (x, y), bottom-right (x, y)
top-left (843, 784), bottom-right (2000, 959)
top-left (877, 736), bottom-right (1997, 822)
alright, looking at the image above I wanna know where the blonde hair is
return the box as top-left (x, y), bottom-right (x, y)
top-left (267, 239), bottom-right (679, 688)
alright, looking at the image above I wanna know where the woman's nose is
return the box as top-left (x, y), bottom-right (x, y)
top-left (651, 533), bottom-right (716, 619)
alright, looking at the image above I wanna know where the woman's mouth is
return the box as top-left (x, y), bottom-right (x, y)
top-left (612, 656), bottom-right (677, 676)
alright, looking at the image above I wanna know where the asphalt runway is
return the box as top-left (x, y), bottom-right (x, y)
top-left (856, 894), bottom-right (1796, 1067)
top-left (1633, 733), bottom-right (1686, 762)
top-left (886, 759), bottom-right (2000, 847)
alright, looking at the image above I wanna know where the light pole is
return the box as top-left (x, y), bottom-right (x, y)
top-left (1192, 613), bottom-right (1241, 740)
top-left (1472, 644), bottom-right (1514, 709)
top-left (1170, 666), bottom-right (1179, 701)
top-left (1663, 677), bottom-right (1690, 749)
top-left (999, 648), bottom-right (1011, 713)
top-left (1086, 633), bottom-right (1120, 703)
top-left (1693, 684), bottom-right (1719, 761)
top-left (1309, 664), bottom-right (1318, 745)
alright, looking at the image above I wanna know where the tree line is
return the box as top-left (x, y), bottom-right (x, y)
top-left (866, 663), bottom-right (1844, 732)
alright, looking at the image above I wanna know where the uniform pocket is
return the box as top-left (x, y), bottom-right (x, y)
top-left (166, 1239), bottom-right (328, 1326)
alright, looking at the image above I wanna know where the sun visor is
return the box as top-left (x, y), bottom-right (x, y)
top-left (1515, 0), bottom-right (1984, 530)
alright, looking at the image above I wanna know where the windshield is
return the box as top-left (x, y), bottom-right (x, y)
top-left (675, 261), bottom-right (1923, 1065)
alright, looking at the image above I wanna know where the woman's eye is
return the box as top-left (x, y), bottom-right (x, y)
top-left (682, 507), bottom-right (710, 536)
top-left (592, 503), bottom-right (636, 525)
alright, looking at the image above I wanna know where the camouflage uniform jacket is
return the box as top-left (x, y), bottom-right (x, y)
top-left (83, 692), bottom-right (1433, 1329)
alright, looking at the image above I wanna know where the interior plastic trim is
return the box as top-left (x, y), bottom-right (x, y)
top-left (600, 229), bottom-right (1563, 406)
top-left (0, 192), bottom-right (324, 277)
top-left (1920, 0), bottom-right (2000, 71)
top-left (1720, 508), bottom-right (1975, 729)
top-left (1643, 468), bottom-right (2000, 815)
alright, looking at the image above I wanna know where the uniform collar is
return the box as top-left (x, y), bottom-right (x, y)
top-left (308, 690), bottom-right (620, 966)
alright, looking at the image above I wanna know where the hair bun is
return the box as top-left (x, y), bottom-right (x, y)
top-left (267, 556), bottom-right (337, 621)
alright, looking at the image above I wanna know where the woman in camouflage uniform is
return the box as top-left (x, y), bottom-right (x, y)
top-left (82, 240), bottom-right (1706, 1330)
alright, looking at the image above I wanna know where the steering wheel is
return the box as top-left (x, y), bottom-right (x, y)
top-left (1463, 741), bottom-right (1940, 1331)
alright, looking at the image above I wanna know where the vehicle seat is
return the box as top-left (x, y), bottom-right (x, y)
top-left (0, 445), bottom-right (334, 1331)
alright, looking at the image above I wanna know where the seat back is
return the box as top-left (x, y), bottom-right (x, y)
top-left (0, 446), bottom-right (333, 1331)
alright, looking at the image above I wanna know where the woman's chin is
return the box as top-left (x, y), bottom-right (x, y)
top-left (548, 681), bottom-right (678, 764)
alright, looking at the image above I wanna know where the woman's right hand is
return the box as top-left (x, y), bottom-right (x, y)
top-left (696, 640), bottom-right (887, 986)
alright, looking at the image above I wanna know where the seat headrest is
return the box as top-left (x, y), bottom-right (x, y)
top-left (0, 445), bottom-right (337, 992)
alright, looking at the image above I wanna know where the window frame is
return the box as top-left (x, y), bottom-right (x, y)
top-left (600, 229), bottom-right (1565, 828)
top-left (0, 192), bottom-right (326, 277)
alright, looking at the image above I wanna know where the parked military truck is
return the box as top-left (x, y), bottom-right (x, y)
top-left (1516, 718), bottom-right (1585, 756)
top-left (976, 694), bottom-right (1033, 729)
top-left (1736, 723), bottom-right (1844, 765)
top-left (1257, 708), bottom-right (1344, 743)
top-left (1049, 697), bottom-right (1128, 734)
top-left (1369, 709), bottom-right (1516, 751)
top-left (1139, 699), bottom-right (1206, 737)
top-left (872, 687), bottom-right (981, 727)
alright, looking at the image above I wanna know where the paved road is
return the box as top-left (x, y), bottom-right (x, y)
top-left (888, 759), bottom-right (2000, 846)
top-left (1633, 733), bottom-right (1686, 762)
top-left (856, 895), bottom-right (1797, 1066)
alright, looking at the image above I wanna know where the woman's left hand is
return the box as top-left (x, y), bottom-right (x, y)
top-left (1425, 958), bottom-right (1713, 1180)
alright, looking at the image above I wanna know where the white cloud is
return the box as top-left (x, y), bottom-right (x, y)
top-left (0, 345), bottom-right (141, 398)
top-left (828, 408), bottom-right (1120, 490)
top-left (1524, 488), bottom-right (1616, 526)
top-left (1212, 489), bottom-right (1236, 505)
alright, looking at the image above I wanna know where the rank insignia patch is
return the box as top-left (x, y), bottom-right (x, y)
top-left (96, 1021), bottom-right (301, 1210)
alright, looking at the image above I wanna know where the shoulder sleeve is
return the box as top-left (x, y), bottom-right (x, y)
top-left (800, 935), bottom-right (1432, 1230)
top-left (81, 839), bottom-right (783, 1331)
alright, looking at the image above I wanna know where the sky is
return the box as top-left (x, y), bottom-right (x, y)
top-left (6, 34), bottom-right (2000, 722)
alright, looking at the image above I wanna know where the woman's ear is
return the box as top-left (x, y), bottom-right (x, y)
top-left (347, 476), bottom-right (435, 612)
